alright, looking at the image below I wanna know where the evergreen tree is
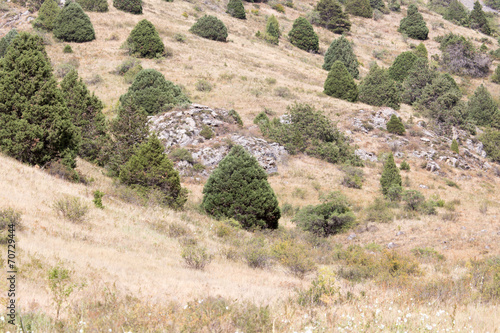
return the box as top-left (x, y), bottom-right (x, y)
top-left (358, 64), bottom-right (401, 110)
top-left (388, 0), bottom-right (400, 12)
top-left (60, 70), bottom-right (109, 164)
top-left (398, 4), bottom-right (429, 40)
top-left (227, 0), bottom-right (246, 19)
top-left (480, 129), bottom-right (500, 162)
top-left (414, 42), bottom-right (428, 58)
top-left (0, 29), bottom-right (18, 58)
top-left (323, 35), bottom-right (359, 79)
top-left (401, 58), bottom-right (436, 105)
top-left (369, 0), bottom-right (387, 13)
top-left (469, 1), bottom-right (490, 35)
top-left (119, 69), bottom-right (190, 115)
top-left (315, 0), bottom-right (351, 34)
top-left (190, 15), bottom-right (228, 42)
top-left (323, 61), bottom-right (358, 102)
top-left (345, 0), bottom-right (373, 18)
top-left (467, 84), bottom-right (500, 127)
top-left (76, 0), bottom-right (108, 12)
top-left (0, 32), bottom-right (80, 167)
top-left (388, 51), bottom-right (418, 82)
top-left (491, 64), bottom-right (500, 84)
top-left (127, 19), bottom-right (165, 58)
top-left (416, 74), bottom-right (462, 123)
top-left (443, 0), bottom-right (469, 26)
top-left (33, 0), bottom-right (60, 31)
top-left (451, 139), bottom-right (459, 154)
top-left (106, 95), bottom-right (149, 176)
top-left (288, 17), bottom-right (319, 52)
top-left (386, 114), bottom-right (406, 135)
top-left (119, 135), bottom-right (187, 209)
top-left (202, 145), bottom-right (281, 230)
top-left (53, 2), bottom-right (95, 43)
top-left (265, 14), bottom-right (280, 44)
top-left (380, 153), bottom-right (402, 196)
top-left (113, 0), bottom-right (142, 14)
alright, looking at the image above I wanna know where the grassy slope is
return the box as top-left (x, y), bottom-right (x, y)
top-left (1, 0), bottom-right (500, 331)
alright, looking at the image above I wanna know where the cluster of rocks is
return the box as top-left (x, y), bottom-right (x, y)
top-left (0, 8), bottom-right (33, 30)
top-left (148, 104), bottom-right (288, 176)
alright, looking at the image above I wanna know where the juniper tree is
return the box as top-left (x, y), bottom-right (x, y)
top-left (227, 0), bottom-right (246, 19)
top-left (113, 0), bottom-right (142, 14)
top-left (414, 42), bottom-right (428, 58)
top-left (398, 4), bottom-right (429, 40)
top-left (190, 15), bottom-right (228, 42)
top-left (119, 135), bottom-right (187, 209)
top-left (469, 1), bottom-right (490, 35)
top-left (466, 84), bottom-right (500, 127)
top-left (315, 0), bottom-right (351, 34)
top-left (323, 61), bottom-right (358, 102)
top-left (76, 0), bottom-right (108, 12)
top-left (416, 74), bottom-right (462, 123)
top-left (345, 0), bottom-right (373, 18)
top-left (0, 29), bottom-right (18, 58)
top-left (288, 17), bottom-right (319, 52)
top-left (53, 2), bottom-right (96, 43)
top-left (386, 114), bottom-right (406, 135)
top-left (33, 0), bottom-right (60, 31)
top-left (358, 64), bottom-right (401, 110)
top-left (369, 0), bottom-right (387, 13)
top-left (492, 64), bottom-right (500, 83)
top-left (264, 14), bottom-right (280, 44)
top-left (388, 51), bottom-right (418, 82)
top-left (202, 145), bottom-right (281, 230)
top-left (401, 58), bottom-right (436, 105)
top-left (443, 0), bottom-right (469, 26)
top-left (323, 35), bottom-right (359, 79)
top-left (380, 153), bottom-right (402, 196)
top-left (119, 69), bottom-right (190, 115)
top-left (0, 32), bottom-right (80, 167)
top-left (60, 70), bottom-right (109, 164)
top-left (127, 19), bottom-right (165, 58)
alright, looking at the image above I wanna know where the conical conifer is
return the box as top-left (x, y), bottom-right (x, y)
top-left (401, 58), bottom-right (436, 105)
top-left (316, 0), bottom-right (351, 34)
top-left (467, 84), bottom-right (500, 126)
top-left (323, 36), bottom-right (359, 79)
top-left (113, 0), bottom-right (142, 14)
top-left (398, 4), bottom-right (429, 40)
top-left (227, 0), bottom-right (246, 19)
top-left (380, 153), bottom-right (402, 195)
top-left (202, 145), bottom-right (281, 230)
top-left (469, 1), bottom-right (490, 35)
top-left (33, 0), bottom-right (61, 31)
top-left (386, 114), bottom-right (406, 135)
top-left (443, 0), bottom-right (469, 26)
top-left (359, 64), bottom-right (401, 110)
top-left (127, 19), bottom-right (165, 58)
top-left (288, 17), bottom-right (319, 52)
top-left (345, 0), bottom-right (373, 18)
top-left (324, 61), bottom-right (358, 102)
top-left (53, 2), bottom-right (95, 42)
top-left (388, 51), bottom-right (418, 82)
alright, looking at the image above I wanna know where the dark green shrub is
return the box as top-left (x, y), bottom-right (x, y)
top-left (93, 190), bottom-right (105, 208)
top-left (388, 0), bottom-right (400, 11)
top-left (451, 139), bottom-right (459, 154)
top-left (323, 35), bottom-right (359, 78)
top-left (258, 103), bottom-right (361, 165)
top-left (315, 0), bottom-right (351, 34)
top-left (402, 190), bottom-right (425, 211)
top-left (254, 111), bottom-right (270, 125)
top-left (266, 14), bottom-right (280, 43)
top-left (77, 0), bottom-right (108, 12)
top-left (288, 17), bottom-right (319, 52)
top-left (113, 0), bottom-right (142, 14)
top-left (202, 145), bottom-right (281, 230)
top-left (401, 58), bottom-right (436, 105)
top-left (190, 15), bottom-right (228, 42)
top-left (119, 69), bottom-right (190, 115)
top-left (414, 42), bottom-right (428, 58)
top-left (492, 64), bottom-right (500, 84)
top-left (0, 32), bottom-right (79, 168)
top-left (386, 114), bottom-right (405, 135)
top-left (370, 0), bottom-right (387, 13)
top-left (443, 0), bottom-right (469, 26)
top-left (345, 0), bottom-right (372, 18)
top-left (323, 61), bottom-right (358, 102)
top-left (398, 4), bottom-right (429, 40)
top-left (386, 184), bottom-right (403, 202)
top-left (480, 129), bottom-right (500, 162)
top-left (60, 70), bottom-right (109, 164)
top-left (400, 160), bottom-right (410, 171)
top-left (229, 109), bottom-right (243, 126)
top-left (63, 45), bottom-right (73, 53)
top-left (469, 1), bottom-right (490, 35)
top-left (380, 153), bottom-right (401, 196)
top-left (467, 84), bottom-right (500, 127)
top-left (415, 74), bottom-right (462, 123)
top-left (293, 191), bottom-right (355, 237)
top-left (0, 29), bottom-right (18, 58)
top-left (127, 19), bottom-right (164, 58)
top-left (53, 2), bottom-right (95, 43)
top-left (227, 0), bottom-right (246, 19)
top-left (119, 135), bottom-right (187, 209)
top-left (33, 0), bottom-right (60, 31)
top-left (388, 51), bottom-right (418, 82)
top-left (358, 64), bottom-right (401, 110)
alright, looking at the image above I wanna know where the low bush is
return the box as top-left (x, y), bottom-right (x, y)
top-left (297, 267), bottom-right (338, 306)
top-left (271, 239), bottom-right (316, 278)
top-left (93, 191), bottom-right (104, 209)
top-left (341, 165), bottom-right (363, 189)
top-left (0, 208), bottom-right (22, 231)
top-left (242, 237), bottom-right (272, 269)
top-left (365, 197), bottom-right (393, 223)
top-left (113, 0), bottom-right (142, 14)
top-left (53, 2), bottom-right (95, 43)
top-left (181, 244), bottom-right (213, 270)
top-left (53, 196), bottom-right (89, 223)
top-left (195, 79), bottom-right (213, 92)
top-left (190, 15), bottom-right (228, 42)
top-left (288, 17), bottom-right (319, 52)
top-left (126, 19), bottom-right (164, 59)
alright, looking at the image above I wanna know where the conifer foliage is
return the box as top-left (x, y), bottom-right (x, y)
top-left (227, 0), bottom-right (246, 19)
top-left (451, 139), bottom-right (459, 154)
top-left (202, 145), bottom-right (281, 230)
top-left (358, 64), bottom-right (401, 110)
top-left (386, 115), bottom-right (406, 135)
top-left (388, 51), bottom-right (418, 82)
top-left (265, 15), bottom-right (280, 44)
top-left (53, 2), bottom-right (95, 43)
top-left (398, 4), bottom-right (429, 40)
top-left (443, 0), bottom-right (469, 26)
top-left (469, 1), bottom-right (490, 35)
top-left (119, 69), bottom-right (190, 115)
top-left (113, 0), bottom-right (142, 14)
top-left (401, 58), bottom-right (436, 105)
top-left (466, 84), bottom-right (500, 127)
top-left (127, 19), bottom-right (165, 58)
top-left (77, 0), bottom-right (108, 12)
top-left (323, 36), bottom-right (359, 79)
top-left (323, 61), bottom-right (358, 102)
top-left (60, 70), bottom-right (108, 164)
top-left (33, 0), bottom-right (61, 31)
top-left (380, 153), bottom-right (402, 196)
top-left (119, 135), bottom-right (187, 209)
top-left (0, 32), bottom-right (80, 167)
top-left (345, 0), bottom-right (373, 18)
top-left (288, 17), bottom-right (319, 52)
top-left (190, 15), bottom-right (228, 42)
top-left (315, 0), bottom-right (351, 34)
top-left (0, 29), bottom-right (18, 58)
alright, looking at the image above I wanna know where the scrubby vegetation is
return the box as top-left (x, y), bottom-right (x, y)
top-left (345, 0), bottom-right (373, 18)
top-left (53, 2), bottom-right (95, 43)
top-left (190, 15), bottom-right (228, 42)
top-left (358, 63), bottom-right (401, 110)
top-left (0, 29), bottom-right (18, 57)
top-left (77, 0), bottom-right (108, 12)
top-left (32, 0), bottom-right (60, 31)
top-left (227, 0), bottom-right (246, 19)
top-left (113, 0), bottom-right (142, 14)
top-left (315, 0), bottom-right (351, 34)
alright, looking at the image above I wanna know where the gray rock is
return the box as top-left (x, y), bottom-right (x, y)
top-left (419, 184), bottom-right (428, 189)
top-left (347, 233), bottom-right (357, 240)
top-left (396, 231), bottom-right (405, 236)
top-left (387, 242), bottom-right (397, 249)
top-left (426, 161), bottom-right (440, 172)
top-left (355, 149), bottom-right (378, 162)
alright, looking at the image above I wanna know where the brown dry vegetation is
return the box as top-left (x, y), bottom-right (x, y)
top-left (1, 0), bottom-right (500, 331)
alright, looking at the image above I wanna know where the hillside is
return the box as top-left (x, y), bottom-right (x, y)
top-left (1, 0), bottom-right (500, 331)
